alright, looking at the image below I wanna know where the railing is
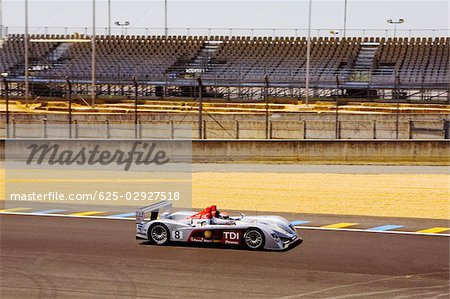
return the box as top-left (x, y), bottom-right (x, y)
top-left (2, 26), bottom-right (449, 38)
top-left (10, 65), bottom-right (447, 85)
top-left (0, 119), bottom-right (448, 140)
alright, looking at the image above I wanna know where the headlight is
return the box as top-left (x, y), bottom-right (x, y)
top-left (271, 233), bottom-right (280, 242)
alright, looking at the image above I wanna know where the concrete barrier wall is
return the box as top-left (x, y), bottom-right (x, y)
top-left (1, 119), bottom-right (447, 140)
top-left (1, 113), bottom-right (448, 140)
top-left (1, 139), bottom-right (449, 164)
top-left (190, 140), bottom-right (450, 163)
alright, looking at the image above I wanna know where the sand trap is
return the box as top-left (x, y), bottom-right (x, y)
top-left (1, 170), bottom-right (448, 219)
top-left (192, 172), bottom-right (450, 219)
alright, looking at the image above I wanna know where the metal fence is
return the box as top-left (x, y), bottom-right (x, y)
top-left (1, 118), bottom-right (449, 140)
top-left (2, 26), bottom-right (449, 38)
top-left (3, 70), bottom-right (449, 103)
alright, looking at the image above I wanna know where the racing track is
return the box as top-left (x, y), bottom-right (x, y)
top-left (1, 214), bottom-right (449, 299)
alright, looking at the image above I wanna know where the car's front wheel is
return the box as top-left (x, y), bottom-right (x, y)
top-left (148, 223), bottom-right (170, 245)
top-left (243, 228), bottom-right (265, 250)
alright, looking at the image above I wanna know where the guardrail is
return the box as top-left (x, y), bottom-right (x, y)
top-left (3, 27), bottom-right (449, 38)
top-left (5, 65), bottom-right (449, 84)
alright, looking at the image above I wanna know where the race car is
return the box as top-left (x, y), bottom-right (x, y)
top-left (136, 202), bottom-right (302, 251)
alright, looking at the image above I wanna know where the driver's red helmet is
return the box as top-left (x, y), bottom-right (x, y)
top-left (210, 205), bottom-right (217, 217)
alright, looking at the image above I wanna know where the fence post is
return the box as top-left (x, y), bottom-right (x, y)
top-left (170, 120), bottom-right (174, 139)
top-left (202, 120), bottom-right (207, 139)
top-left (138, 119), bottom-right (142, 139)
top-left (74, 119), bottom-right (78, 138)
top-left (408, 119), bottom-right (413, 139)
top-left (235, 120), bottom-right (239, 140)
top-left (43, 117), bottom-right (48, 139)
top-left (303, 121), bottom-right (307, 139)
top-left (106, 119), bottom-right (110, 139)
top-left (373, 120), bottom-right (377, 139)
top-left (336, 121), bottom-right (341, 139)
top-left (443, 119), bottom-right (449, 139)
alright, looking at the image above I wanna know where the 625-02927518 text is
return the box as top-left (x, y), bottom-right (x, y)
top-left (8, 191), bottom-right (181, 202)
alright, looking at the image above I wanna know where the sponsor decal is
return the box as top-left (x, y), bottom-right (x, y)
top-left (190, 237), bottom-right (204, 242)
top-left (204, 230), bottom-right (213, 239)
top-left (189, 229), bottom-right (242, 245)
top-left (202, 230), bottom-right (213, 242)
top-left (222, 231), bottom-right (241, 245)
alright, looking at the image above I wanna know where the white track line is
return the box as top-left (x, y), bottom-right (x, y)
top-left (295, 225), bottom-right (450, 237)
top-left (0, 211), bottom-right (133, 221)
top-left (1, 211), bottom-right (449, 237)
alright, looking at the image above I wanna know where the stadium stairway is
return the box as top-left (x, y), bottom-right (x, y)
top-left (348, 42), bottom-right (379, 82)
top-left (167, 39), bottom-right (225, 78)
top-left (353, 42), bottom-right (379, 70)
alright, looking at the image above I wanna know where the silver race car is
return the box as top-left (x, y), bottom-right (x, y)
top-left (136, 202), bottom-right (302, 251)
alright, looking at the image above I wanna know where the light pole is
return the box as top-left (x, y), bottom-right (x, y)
top-left (335, 75), bottom-right (340, 139)
top-left (395, 73), bottom-right (400, 139)
top-left (65, 76), bottom-right (72, 138)
top-left (164, 0), bottom-right (168, 37)
top-left (25, 0), bottom-right (29, 104)
top-left (305, 0), bottom-right (312, 106)
top-left (0, 0), bottom-right (3, 39)
top-left (2, 72), bottom-right (9, 138)
top-left (133, 76), bottom-right (138, 139)
top-left (91, 0), bottom-right (96, 106)
top-left (197, 77), bottom-right (203, 139)
top-left (387, 18), bottom-right (404, 38)
top-left (108, 0), bottom-right (111, 35)
top-left (343, 0), bottom-right (348, 38)
top-left (264, 75), bottom-right (269, 139)
top-left (115, 21), bottom-right (130, 35)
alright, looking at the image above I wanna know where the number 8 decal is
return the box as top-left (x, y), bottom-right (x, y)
top-left (172, 230), bottom-right (183, 240)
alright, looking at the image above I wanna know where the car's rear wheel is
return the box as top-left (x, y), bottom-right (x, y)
top-left (243, 228), bottom-right (265, 250)
top-left (148, 223), bottom-right (170, 245)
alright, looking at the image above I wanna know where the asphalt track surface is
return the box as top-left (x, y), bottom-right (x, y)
top-left (1, 215), bottom-right (449, 299)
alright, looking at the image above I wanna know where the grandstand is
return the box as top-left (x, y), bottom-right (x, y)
top-left (0, 33), bottom-right (449, 101)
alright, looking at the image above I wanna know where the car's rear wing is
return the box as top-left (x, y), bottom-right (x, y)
top-left (136, 201), bottom-right (172, 223)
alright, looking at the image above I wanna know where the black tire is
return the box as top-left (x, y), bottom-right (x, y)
top-left (148, 223), bottom-right (170, 245)
top-left (243, 228), bottom-right (265, 250)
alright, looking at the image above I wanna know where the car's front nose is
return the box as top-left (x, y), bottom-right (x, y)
top-left (136, 222), bottom-right (148, 240)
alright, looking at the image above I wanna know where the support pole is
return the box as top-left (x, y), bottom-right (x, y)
top-left (25, 0), bottom-right (29, 104)
top-left (91, 0), bottom-right (96, 106)
top-left (164, 0), bottom-right (168, 37)
top-left (395, 74), bottom-right (400, 139)
top-left (197, 77), bottom-right (203, 140)
top-left (2, 76), bottom-right (9, 138)
top-left (0, 0), bottom-right (3, 39)
top-left (305, 0), bottom-right (312, 106)
top-left (108, 0), bottom-right (111, 36)
top-left (65, 77), bottom-right (72, 138)
top-left (444, 119), bottom-right (449, 139)
top-left (264, 75), bottom-right (269, 139)
top-left (343, 0), bottom-right (348, 38)
top-left (133, 76), bottom-right (138, 139)
top-left (335, 75), bottom-right (340, 139)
